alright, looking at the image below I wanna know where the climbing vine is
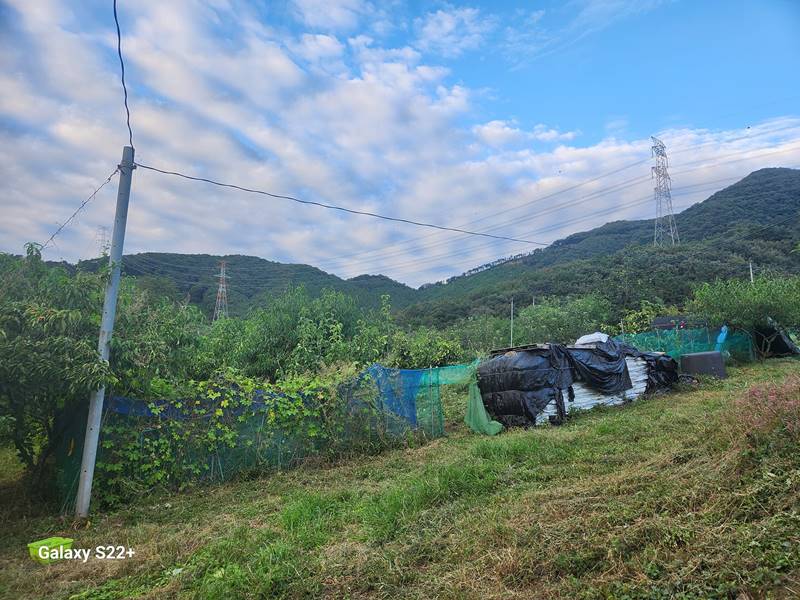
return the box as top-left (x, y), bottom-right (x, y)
top-left (93, 365), bottom-right (368, 506)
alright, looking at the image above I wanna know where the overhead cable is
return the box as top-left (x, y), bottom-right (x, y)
top-left (135, 162), bottom-right (549, 246)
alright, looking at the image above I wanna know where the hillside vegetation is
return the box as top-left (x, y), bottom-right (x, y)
top-left (77, 254), bottom-right (417, 318)
top-left (402, 168), bottom-right (800, 325)
top-left (1, 361), bottom-right (798, 599)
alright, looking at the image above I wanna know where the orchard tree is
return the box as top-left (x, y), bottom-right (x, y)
top-left (514, 294), bottom-right (614, 344)
top-left (690, 276), bottom-right (800, 357)
top-left (0, 244), bottom-right (112, 485)
top-left (0, 244), bottom-right (208, 487)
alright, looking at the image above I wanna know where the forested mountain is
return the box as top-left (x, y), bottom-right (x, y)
top-left (411, 168), bottom-right (800, 300)
top-left (78, 253), bottom-right (416, 317)
top-left (398, 167), bottom-right (800, 325)
top-left (76, 168), bottom-right (800, 323)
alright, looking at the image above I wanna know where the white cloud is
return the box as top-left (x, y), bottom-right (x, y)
top-left (531, 124), bottom-right (579, 142)
top-left (0, 0), bottom-right (798, 289)
top-left (290, 0), bottom-right (371, 31)
top-left (501, 0), bottom-right (670, 66)
top-left (414, 6), bottom-right (496, 58)
top-left (292, 33), bottom-right (345, 62)
top-left (473, 121), bottom-right (579, 147)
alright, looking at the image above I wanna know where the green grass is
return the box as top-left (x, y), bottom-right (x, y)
top-left (1, 360), bottom-right (799, 599)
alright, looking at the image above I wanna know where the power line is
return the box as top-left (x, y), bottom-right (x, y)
top-left (320, 173), bottom-right (653, 268)
top-left (124, 139), bottom-right (800, 280)
top-left (336, 182), bottom-right (735, 277)
top-left (135, 162), bottom-right (549, 246)
top-left (724, 211), bottom-right (800, 244)
top-left (337, 167), bottom-right (799, 278)
top-left (290, 124), bottom-right (800, 264)
top-left (325, 146), bottom-right (800, 272)
top-left (113, 0), bottom-right (134, 149)
top-left (127, 148), bottom-right (799, 282)
top-left (86, 170), bottom-right (798, 287)
top-left (122, 257), bottom-right (215, 286)
top-left (116, 124), bottom-right (799, 280)
top-left (259, 122), bottom-right (800, 268)
top-left (315, 159), bottom-right (652, 265)
top-left (43, 169), bottom-right (119, 250)
top-left (120, 253), bottom-right (219, 272)
top-left (0, 168), bottom-right (120, 303)
top-left (177, 138), bottom-right (800, 273)
top-left (131, 129), bottom-right (800, 273)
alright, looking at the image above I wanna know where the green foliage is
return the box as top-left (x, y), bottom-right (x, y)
top-left (446, 315), bottom-right (510, 357)
top-left (385, 327), bottom-right (462, 369)
top-left (620, 299), bottom-right (676, 334)
top-left (202, 288), bottom-right (395, 381)
top-left (289, 290), bottom-right (362, 373)
top-left (0, 244), bottom-right (114, 484)
top-left (0, 247), bottom-right (206, 486)
top-left (111, 287), bottom-right (207, 397)
top-left (513, 294), bottom-right (614, 344)
top-left (94, 365), bottom-right (361, 506)
top-left (690, 276), bottom-right (800, 356)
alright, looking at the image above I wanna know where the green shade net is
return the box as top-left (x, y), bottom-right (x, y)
top-left (465, 377), bottom-right (504, 435)
top-left (419, 361), bottom-right (503, 436)
top-left (54, 361), bottom-right (503, 511)
top-left (617, 327), bottom-right (754, 362)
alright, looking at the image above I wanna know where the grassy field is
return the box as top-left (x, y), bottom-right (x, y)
top-left (1, 360), bottom-right (799, 599)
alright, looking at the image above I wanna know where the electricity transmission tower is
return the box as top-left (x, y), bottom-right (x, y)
top-left (95, 226), bottom-right (110, 256)
top-left (651, 136), bottom-right (680, 246)
top-left (213, 260), bottom-right (229, 321)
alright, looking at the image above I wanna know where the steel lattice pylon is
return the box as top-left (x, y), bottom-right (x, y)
top-left (651, 136), bottom-right (680, 246)
top-left (213, 260), bottom-right (229, 321)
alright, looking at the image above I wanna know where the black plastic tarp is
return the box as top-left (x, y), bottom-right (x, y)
top-left (616, 342), bottom-right (679, 391)
top-left (568, 339), bottom-right (633, 394)
top-left (477, 346), bottom-right (571, 425)
top-left (753, 325), bottom-right (800, 357)
top-left (477, 339), bottom-right (677, 427)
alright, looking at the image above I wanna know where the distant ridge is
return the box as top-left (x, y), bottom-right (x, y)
top-left (76, 168), bottom-right (800, 323)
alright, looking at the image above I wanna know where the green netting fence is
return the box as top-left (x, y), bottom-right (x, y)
top-left (55, 361), bottom-right (500, 511)
top-left (617, 327), bottom-right (754, 362)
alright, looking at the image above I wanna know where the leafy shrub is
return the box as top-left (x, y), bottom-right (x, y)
top-left (385, 327), bottom-right (462, 369)
top-left (0, 245), bottom-right (114, 485)
top-left (94, 365), bottom-right (364, 506)
top-left (620, 299), bottom-right (678, 334)
top-left (514, 294), bottom-right (614, 344)
top-left (445, 315), bottom-right (509, 358)
top-left (690, 276), bottom-right (800, 357)
top-left (0, 246), bottom-right (207, 487)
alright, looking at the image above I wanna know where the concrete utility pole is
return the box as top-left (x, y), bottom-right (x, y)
top-left (76, 146), bottom-right (135, 518)
top-left (749, 260), bottom-right (754, 283)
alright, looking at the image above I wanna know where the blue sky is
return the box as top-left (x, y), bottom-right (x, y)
top-left (1, 0), bottom-right (799, 286)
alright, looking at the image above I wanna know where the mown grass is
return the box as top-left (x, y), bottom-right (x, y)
top-left (1, 360), bottom-right (799, 599)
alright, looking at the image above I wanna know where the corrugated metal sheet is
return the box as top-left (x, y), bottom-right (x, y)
top-left (542, 356), bottom-right (648, 419)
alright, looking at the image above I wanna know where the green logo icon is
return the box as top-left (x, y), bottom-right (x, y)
top-left (27, 537), bottom-right (74, 564)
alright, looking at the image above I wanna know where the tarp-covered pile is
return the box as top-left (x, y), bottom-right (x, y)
top-left (477, 339), bottom-right (678, 427)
